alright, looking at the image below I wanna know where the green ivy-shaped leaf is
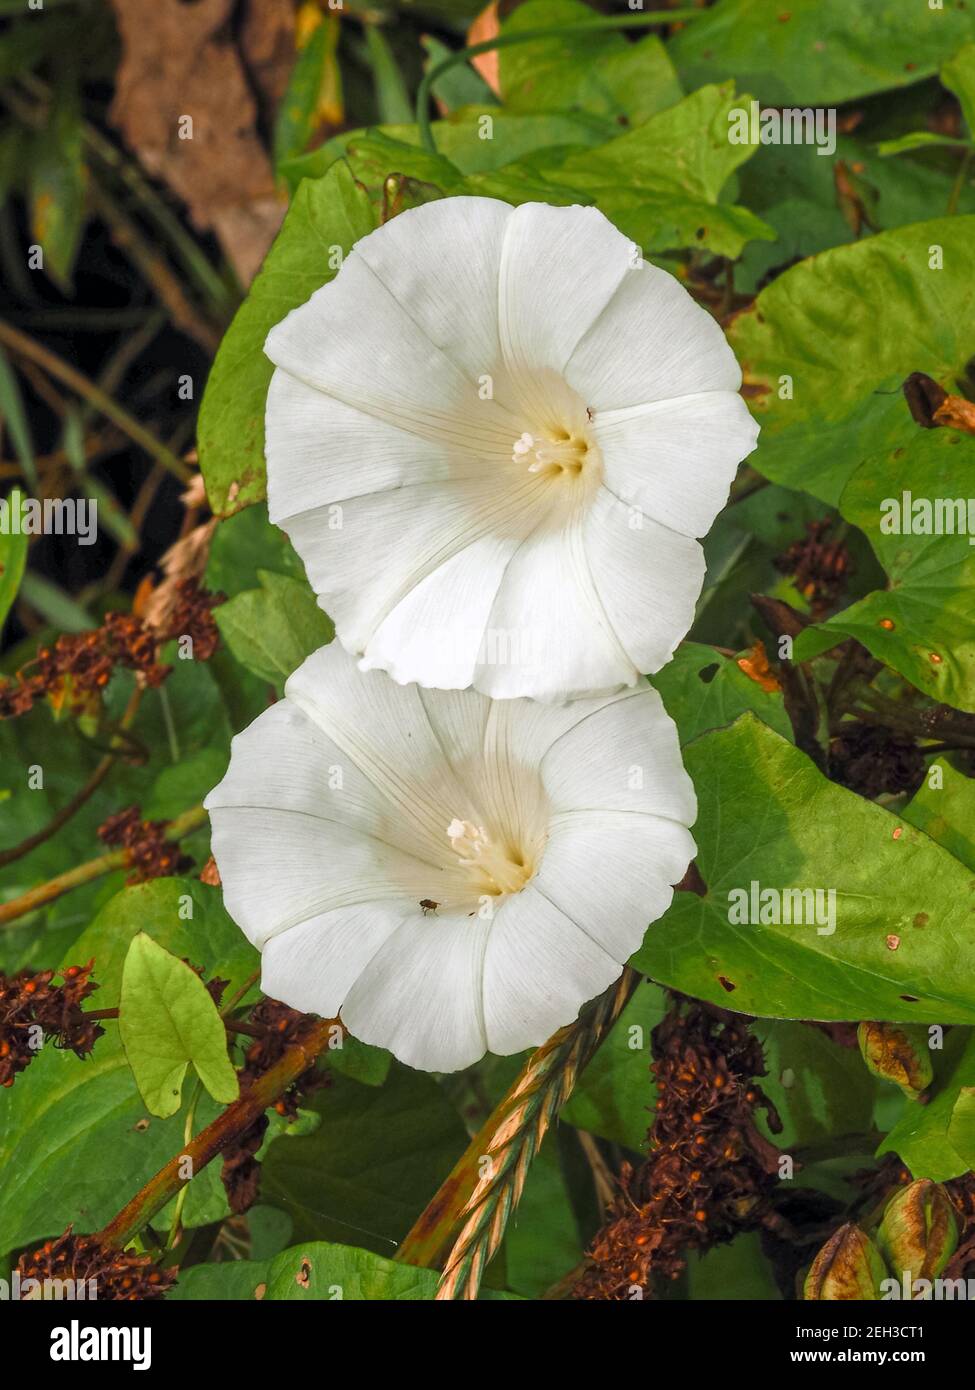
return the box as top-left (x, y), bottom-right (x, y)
top-left (498, 0), bottom-right (683, 124)
top-left (903, 759), bottom-right (975, 872)
top-left (650, 640), bottom-right (793, 747)
top-left (0, 880), bottom-right (257, 1256)
top-left (118, 933), bottom-right (239, 1118)
top-left (878, 1028), bottom-right (975, 1180)
top-left (669, 0), bottom-right (975, 107)
top-left (633, 714), bottom-right (975, 1024)
top-left (198, 162), bottom-right (376, 517)
top-left (537, 81), bottom-right (776, 258)
top-left (279, 108), bottom-right (613, 195)
top-left (793, 429), bottom-right (975, 712)
top-left (736, 134), bottom-right (975, 294)
top-left (171, 1239), bottom-right (519, 1300)
top-left (730, 217), bottom-right (975, 505)
top-left (215, 570), bottom-right (334, 686)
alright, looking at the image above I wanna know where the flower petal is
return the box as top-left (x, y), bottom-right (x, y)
top-left (284, 476), bottom-right (542, 669)
top-left (206, 683), bottom-right (464, 868)
top-left (497, 202), bottom-right (635, 388)
top-left (265, 251), bottom-right (517, 454)
top-left (533, 808), bottom-right (696, 961)
top-left (540, 683), bottom-right (696, 823)
top-left (583, 487), bottom-right (706, 677)
top-left (266, 369), bottom-right (493, 523)
top-left (206, 803), bottom-right (435, 950)
top-left (284, 643), bottom-right (482, 859)
top-left (354, 195), bottom-right (516, 401)
top-left (595, 390), bottom-right (760, 537)
top-left (481, 886), bottom-right (622, 1055)
top-left (565, 260), bottom-right (744, 410)
top-left (473, 509), bottom-right (638, 701)
top-left (260, 903), bottom-right (407, 1018)
top-left (341, 910), bottom-right (491, 1072)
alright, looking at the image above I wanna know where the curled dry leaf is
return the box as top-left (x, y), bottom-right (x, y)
top-left (108, 0), bottom-right (287, 286)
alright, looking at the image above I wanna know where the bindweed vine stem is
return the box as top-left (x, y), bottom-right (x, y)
top-left (415, 11), bottom-right (705, 154)
top-left (396, 966), bottom-right (641, 1298)
top-left (97, 1017), bottom-right (337, 1250)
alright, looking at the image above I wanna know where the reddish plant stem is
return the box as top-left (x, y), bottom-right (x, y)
top-left (83, 1006), bottom-right (265, 1039)
top-left (97, 1017), bottom-right (336, 1250)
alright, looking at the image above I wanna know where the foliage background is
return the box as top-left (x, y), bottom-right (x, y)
top-left (1, 0), bottom-right (975, 1302)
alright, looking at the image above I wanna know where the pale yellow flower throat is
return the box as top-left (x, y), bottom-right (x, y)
top-left (447, 818), bottom-right (532, 897)
top-left (511, 427), bottom-right (591, 479)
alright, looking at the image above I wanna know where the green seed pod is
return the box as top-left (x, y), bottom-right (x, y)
top-left (803, 1223), bottom-right (887, 1300)
top-left (857, 1021), bottom-right (934, 1099)
top-left (877, 1180), bottom-right (958, 1286)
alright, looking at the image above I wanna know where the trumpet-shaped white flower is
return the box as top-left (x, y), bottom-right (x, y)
top-left (204, 642), bottom-right (695, 1073)
top-left (264, 198), bottom-right (758, 703)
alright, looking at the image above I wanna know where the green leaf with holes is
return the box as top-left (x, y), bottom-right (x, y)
top-left (650, 641), bottom-right (793, 747)
top-left (171, 1239), bottom-right (518, 1300)
top-left (632, 715), bottom-right (975, 1024)
top-left (118, 933), bottom-right (239, 1118)
top-left (792, 429), bottom-right (975, 712)
top-left (729, 217), bottom-right (975, 506)
top-left (170, 1244), bottom-right (430, 1300)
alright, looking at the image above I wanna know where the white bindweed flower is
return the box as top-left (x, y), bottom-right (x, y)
top-left (204, 641), bottom-right (696, 1072)
top-left (264, 198), bottom-right (759, 703)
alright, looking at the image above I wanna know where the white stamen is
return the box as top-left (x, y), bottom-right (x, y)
top-left (511, 431), bottom-right (535, 462)
top-left (446, 817), bottom-right (530, 896)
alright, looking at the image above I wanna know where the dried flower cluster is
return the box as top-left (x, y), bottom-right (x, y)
top-left (575, 997), bottom-right (784, 1298)
top-left (0, 579), bottom-right (223, 720)
top-left (154, 576), bottom-right (224, 662)
top-left (774, 519), bottom-right (853, 618)
top-left (0, 962), bottom-right (103, 1087)
top-left (220, 997), bottom-right (327, 1215)
top-left (97, 806), bottom-right (194, 883)
top-left (16, 1227), bottom-right (176, 1301)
